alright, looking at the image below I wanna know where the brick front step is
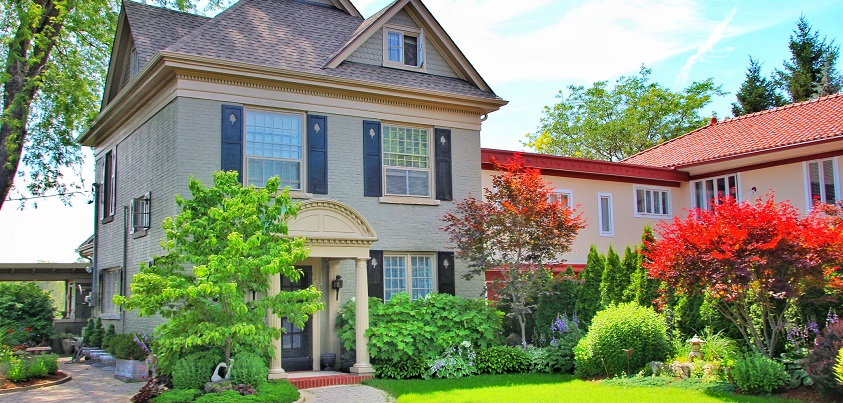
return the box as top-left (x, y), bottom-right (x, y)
top-left (288, 374), bottom-right (373, 389)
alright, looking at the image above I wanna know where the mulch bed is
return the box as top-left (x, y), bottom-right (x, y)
top-left (0, 372), bottom-right (68, 391)
top-left (777, 386), bottom-right (843, 403)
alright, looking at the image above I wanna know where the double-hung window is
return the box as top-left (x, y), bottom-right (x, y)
top-left (382, 125), bottom-right (431, 197)
top-left (598, 193), bottom-right (613, 236)
top-left (383, 253), bottom-right (435, 301)
top-left (806, 158), bottom-right (839, 208)
top-left (634, 186), bottom-right (670, 217)
top-left (101, 268), bottom-right (121, 318)
top-left (130, 192), bottom-right (151, 236)
top-left (549, 190), bottom-right (573, 208)
top-left (384, 25), bottom-right (425, 69)
top-left (692, 174), bottom-right (738, 210)
top-left (245, 110), bottom-right (303, 189)
top-left (102, 149), bottom-right (117, 220)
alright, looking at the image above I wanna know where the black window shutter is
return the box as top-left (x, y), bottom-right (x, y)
top-left (437, 251), bottom-right (456, 295)
top-left (307, 115), bottom-right (328, 194)
top-left (367, 250), bottom-right (384, 299)
top-left (434, 128), bottom-right (452, 201)
top-left (221, 105), bottom-right (244, 182)
top-left (363, 121), bottom-right (382, 197)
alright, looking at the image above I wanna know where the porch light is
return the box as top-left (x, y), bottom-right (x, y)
top-left (331, 275), bottom-right (344, 301)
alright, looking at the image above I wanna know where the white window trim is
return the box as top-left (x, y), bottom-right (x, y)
top-left (243, 108), bottom-right (306, 191)
top-left (381, 123), bottom-right (433, 199)
top-left (100, 267), bottom-right (122, 320)
top-left (382, 24), bottom-right (427, 72)
top-left (550, 189), bottom-right (573, 209)
top-left (383, 252), bottom-right (437, 301)
top-left (633, 185), bottom-right (671, 218)
top-left (690, 173), bottom-right (741, 211)
top-left (130, 192), bottom-right (151, 238)
top-left (803, 157), bottom-right (841, 211)
top-left (598, 193), bottom-right (613, 237)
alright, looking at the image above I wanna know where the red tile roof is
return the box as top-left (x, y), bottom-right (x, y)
top-left (622, 93), bottom-right (843, 168)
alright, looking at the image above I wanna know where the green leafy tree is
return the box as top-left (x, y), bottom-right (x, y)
top-left (600, 246), bottom-right (625, 307)
top-left (575, 246), bottom-right (604, 325)
top-left (0, 0), bottom-right (230, 210)
top-left (732, 57), bottom-right (785, 116)
top-left (525, 66), bottom-right (723, 161)
top-left (776, 16), bottom-right (841, 102)
top-left (115, 171), bottom-right (323, 372)
top-left (0, 282), bottom-right (56, 344)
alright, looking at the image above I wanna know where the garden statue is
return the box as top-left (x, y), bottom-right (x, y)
top-left (211, 359), bottom-right (233, 382)
top-left (688, 334), bottom-right (706, 361)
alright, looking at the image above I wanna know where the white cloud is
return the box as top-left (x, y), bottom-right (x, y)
top-left (676, 6), bottom-right (737, 85)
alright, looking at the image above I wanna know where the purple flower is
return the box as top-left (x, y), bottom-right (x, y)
top-left (807, 320), bottom-right (819, 336)
top-left (828, 311), bottom-right (839, 326)
top-left (550, 338), bottom-right (558, 347)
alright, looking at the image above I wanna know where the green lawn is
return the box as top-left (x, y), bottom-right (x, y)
top-left (364, 374), bottom-right (800, 403)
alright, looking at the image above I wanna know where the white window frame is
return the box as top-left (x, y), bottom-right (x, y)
top-left (381, 123), bottom-right (433, 198)
top-left (243, 108), bottom-right (306, 191)
top-left (382, 24), bottom-right (426, 71)
top-left (129, 47), bottom-right (139, 77)
top-left (382, 253), bottom-right (437, 302)
top-left (598, 193), bottom-right (613, 237)
top-left (130, 192), bottom-right (151, 237)
top-left (633, 185), bottom-right (671, 218)
top-left (549, 189), bottom-right (573, 209)
top-left (803, 157), bottom-right (841, 210)
top-left (691, 173), bottom-right (740, 211)
top-left (101, 149), bottom-right (117, 221)
top-left (101, 267), bottom-right (122, 319)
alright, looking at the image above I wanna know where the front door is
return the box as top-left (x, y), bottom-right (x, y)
top-left (281, 266), bottom-right (312, 371)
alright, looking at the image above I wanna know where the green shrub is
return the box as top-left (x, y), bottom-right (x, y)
top-left (337, 293), bottom-right (503, 363)
top-left (172, 350), bottom-right (223, 390)
top-left (102, 324), bottom-right (117, 350)
top-left (424, 341), bottom-right (478, 379)
top-left (88, 317), bottom-right (104, 347)
top-left (255, 380), bottom-right (299, 403)
top-left (806, 319), bottom-right (843, 396)
top-left (230, 352), bottom-right (268, 388)
top-left (0, 282), bottom-right (56, 344)
top-left (574, 303), bottom-right (672, 377)
top-left (5, 357), bottom-right (28, 382)
top-left (475, 346), bottom-right (530, 374)
top-left (834, 347), bottom-right (843, 386)
top-left (194, 390), bottom-right (242, 403)
top-left (533, 268), bottom-right (581, 343)
top-left (38, 354), bottom-right (59, 374)
top-left (82, 318), bottom-right (95, 346)
top-left (527, 347), bottom-right (552, 373)
top-left (731, 353), bottom-right (788, 394)
top-left (107, 333), bottom-right (150, 361)
top-left (26, 358), bottom-right (48, 378)
top-left (153, 388), bottom-right (202, 403)
top-left (373, 357), bottom-right (426, 379)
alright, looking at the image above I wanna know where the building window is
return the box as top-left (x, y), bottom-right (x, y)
top-left (102, 149), bottom-right (117, 220)
top-left (634, 186), bottom-right (670, 217)
top-left (101, 268), bottom-right (121, 317)
top-left (382, 125), bottom-right (431, 197)
top-left (245, 110), bottom-right (303, 189)
top-left (130, 192), bottom-right (151, 235)
top-left (598, 193), bottom-right (613, 236)
top-left (692, 174), bottom-right (738, 210)
top-left (383, 25), bottom-right (425, 68)
top-left (806, 158), bottom-right (839, 207)
top-left (549, 190), bottom-right (573, 208)
top-left (383, 254), bottom-right (435, 301)
top-left (130, 47), bottom-right (139, 77)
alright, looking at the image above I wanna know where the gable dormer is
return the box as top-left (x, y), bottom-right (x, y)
top-left (102, 7), bottom-right (136, 108)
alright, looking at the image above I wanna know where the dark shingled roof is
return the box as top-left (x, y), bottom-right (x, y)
top-left (122, 0), bottom-right (210, 67)
top-left (121, 0), bottom-right (500, 100)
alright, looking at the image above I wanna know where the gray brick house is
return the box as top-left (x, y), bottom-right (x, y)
top-left (77, 0), bottom-right (505, 376)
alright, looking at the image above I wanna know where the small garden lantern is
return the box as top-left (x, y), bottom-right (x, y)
top-left (331, 275), bottom-right (344, 301)
top-left (687, 334), bottom-right (706, 361)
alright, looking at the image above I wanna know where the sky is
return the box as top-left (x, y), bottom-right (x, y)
top-left (1, 0), bottom-right (843, 263)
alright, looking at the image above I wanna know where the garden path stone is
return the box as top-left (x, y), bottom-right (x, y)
top-left (300, 384), bottom-right (392, 403)
top-left (0, 357), bottom-right (142, 402)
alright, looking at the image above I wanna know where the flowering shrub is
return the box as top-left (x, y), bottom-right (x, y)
top-left (0, 282), bottom-right (55, 345)
top-left (425, 341), bottom-right (478, 379)
top-left (784, 318), bottom-right (820, 358)
top-left (542, 314), bottom-right (583, 373)
top-left (806, 317), bottom-right (843, 396)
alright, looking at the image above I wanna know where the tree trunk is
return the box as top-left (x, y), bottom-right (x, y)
top-left (518, 314), bottom-right (527, 348)
top-left (224, 337), bottom-right (232, 367)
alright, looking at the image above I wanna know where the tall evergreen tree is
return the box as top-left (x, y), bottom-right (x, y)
top-left (624, 225), bottom-right (660, 307)
top-left (576, 245), bottom-right (605, 325)
top-left (732, 57), bottom-right (784, 116)
top-left (600, 246), bottom-right (624, 307)
top-left (776, 16), bottom-right (841, 102)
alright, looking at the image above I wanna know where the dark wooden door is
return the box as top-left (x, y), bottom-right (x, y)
top-left (281, 266), bottom-right (312, 371)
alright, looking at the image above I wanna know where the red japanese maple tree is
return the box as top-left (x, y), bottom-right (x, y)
top-left (442, 154), bottom-right (585, 345)
top-left (645, 194), bottom-right (843, 357)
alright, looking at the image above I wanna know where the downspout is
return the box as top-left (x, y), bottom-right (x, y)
top-left (122, 205), bottom-right (129, 333)
top-left (92, 183), bottom-right (100, 311)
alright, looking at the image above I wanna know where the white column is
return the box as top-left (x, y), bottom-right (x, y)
top-left (267, 272), bottom-right (287, 379)
top-left (327, 260), bottom-right (342, 365)
top-left (350, 257), bottom-right (374, 374)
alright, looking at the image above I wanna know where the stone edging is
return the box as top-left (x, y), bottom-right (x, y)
top-left (0, 373), bottom-right (72, 395)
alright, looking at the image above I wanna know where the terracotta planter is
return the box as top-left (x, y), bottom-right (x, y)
top-left (114, 359), bottom-right (149, 382)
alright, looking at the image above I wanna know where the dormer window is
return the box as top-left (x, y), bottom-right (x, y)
top-left (383, 25), bottom-right (425, 70)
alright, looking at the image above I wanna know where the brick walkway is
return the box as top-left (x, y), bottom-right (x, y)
top-left (300, 384), bottom-right (392, 403)
top-left (0, 358), bottom-right (142, 403)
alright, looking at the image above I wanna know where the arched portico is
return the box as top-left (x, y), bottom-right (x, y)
top-left (268, 200), bottom-right (377, 378)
